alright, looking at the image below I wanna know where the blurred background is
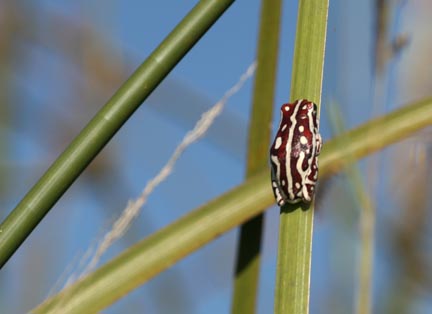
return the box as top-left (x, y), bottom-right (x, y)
top-left (0, 0), bottom-right (431, 313)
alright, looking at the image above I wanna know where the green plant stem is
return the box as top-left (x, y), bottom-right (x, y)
top-left (355, 170), bottom-right (375, 314)
top-left (328, 103), bottom-right (375, 314)
top-left (0, 0), bottom-right (235, 269)
top-left (33, 97), bottom-right (432, 314)
top-left (274, 1), bottom-right (329, 313)
top-left (231, 0), bottom-right (282, 312)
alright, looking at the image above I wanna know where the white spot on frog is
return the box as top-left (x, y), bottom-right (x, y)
top-left (300, 136), bottom-right (308, 145)
top-left (274, 137), bottom-right (282, 149)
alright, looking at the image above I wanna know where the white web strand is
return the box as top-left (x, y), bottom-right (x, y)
top-left (80, 61), bottom-right (257, 275)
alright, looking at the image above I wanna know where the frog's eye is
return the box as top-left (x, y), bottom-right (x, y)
top-left (299, 100), bottom-right (315, 113)
top-left (281, 103), bottom-right (291, 113)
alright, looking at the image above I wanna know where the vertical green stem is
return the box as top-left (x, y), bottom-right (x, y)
top-left (328, 103), bottom-right (374, 314)
top-left (231, 0), bottom-right (282, 312)
top-left (274, 1), bottom-right (329, 313)
top-left (356, 178), bottom-right (374, 314)
top-left (0, 0), bottom-right (235, 269)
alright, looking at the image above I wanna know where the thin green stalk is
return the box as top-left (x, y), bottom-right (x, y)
top-left (355, 170), bottom-right (375, 314)
top-left (0, 0), bottom-right (235, 268)
top-left (274, 1), bottom-right (329, 313)
top-left (232, 0), bottom-right (282, 312)
top-left (33, 97), bottom-right (432, 314)
top-left (328, 104), bottom-right (374, 314)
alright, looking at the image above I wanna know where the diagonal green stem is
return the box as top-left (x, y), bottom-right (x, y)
top-left (274, 1), bottom-right (329, 313)
top-left (0, 0), bottom-right (235, 269)
top-left (231, 0), bottom-right (282, 312)
top-left (32, 97), bottom-right (432, 314)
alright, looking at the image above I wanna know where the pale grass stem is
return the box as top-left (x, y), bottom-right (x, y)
top-left (65, 61), bottom-right (257, 285)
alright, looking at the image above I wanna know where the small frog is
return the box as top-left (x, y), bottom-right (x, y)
top-left (269, 99), bottom-right (322, 206)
